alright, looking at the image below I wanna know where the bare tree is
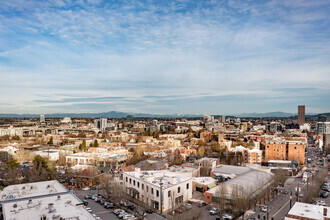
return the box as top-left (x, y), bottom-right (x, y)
top-left (215, 184), bottom-right (228, 218)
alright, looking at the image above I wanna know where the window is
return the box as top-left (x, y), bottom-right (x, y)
top-left (186, 183), bottom-right (189, 189)
top-left (156, 190), bottom-right (159, 197)
top-left (133, 180), bottom-right (135, 186)
top-left (168, 190), bottom-right (171, 197)
top-left (137, 182), bottom-right (140, 188)
top-left (129, 179), bottom-right (131, 184)
top-left (126, 177), bottom-right (128, 182)
top-left (151, 188), bottom-right (154, 195)
top-left (142, 184), bottom-right (144, 190)
top-left (178, 187), bottom-right (181, 193)
top-left (146, 186), bottom-right (149, 192)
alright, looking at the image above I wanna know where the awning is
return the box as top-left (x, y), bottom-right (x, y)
top-left (208, 183), bottom-right (216, 189)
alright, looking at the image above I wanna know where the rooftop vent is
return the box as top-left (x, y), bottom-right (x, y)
top-left (13, 204), bottom-right (17, 208)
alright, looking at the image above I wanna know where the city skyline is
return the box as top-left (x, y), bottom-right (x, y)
top-left (0, 0), bottom-right (330, 114)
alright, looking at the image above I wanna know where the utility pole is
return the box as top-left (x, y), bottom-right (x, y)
top-left (296, 182), bottom-right (299, 202)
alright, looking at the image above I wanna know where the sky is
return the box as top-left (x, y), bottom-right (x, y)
top-left (0, 0), bottom-right (329, 115)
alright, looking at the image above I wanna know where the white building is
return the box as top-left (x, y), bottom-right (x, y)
top-left (285, 202), bottom-right (330, 220)
top-left (61, 117), bottom-right (72, 123)
top-left (0, 126), bottom-right (23, 137)
top-left (0, 180), bottom-right (94, 220)
top-left (122, 169), bottom-right (192, 212)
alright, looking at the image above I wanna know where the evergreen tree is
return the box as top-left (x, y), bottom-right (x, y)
top-left (80, 139), bottom-right (87, 151)
top-left (93, 140), bottom-right (99, 147)
top-left (47, 137), bottom-right (53, 145)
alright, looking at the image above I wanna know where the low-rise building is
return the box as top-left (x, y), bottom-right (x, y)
top-left (122, 169), bottom-right (192, 212)
top-left (285, 202), bottom-right (330, 220)
top-left (0, 180), bottom-right (94, 220)
top-left (192, 177), bottom-right (217, 193)
top-left (194, 157), bottom-right (219, 176)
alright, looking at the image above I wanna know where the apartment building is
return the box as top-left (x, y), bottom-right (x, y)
top-left (227, 146), bottom-right (262, 164)
top-left (265, 140), bottom-right (306, 166)
top-left (122, 169), bottom-right (192, 212)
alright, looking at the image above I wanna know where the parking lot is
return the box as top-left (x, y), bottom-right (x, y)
top-left (74, 189), bottom-right (165, 220)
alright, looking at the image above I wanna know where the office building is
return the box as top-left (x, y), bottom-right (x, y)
top-left (40, 114), bottom-right (45, 123)
top-left (323, 133), bottom-right (330, 155)
top-left (298, 105), bottom-right (305, 125)
top-left (94, 118), bottom-right (108, 131)
top-left (317, 122), bottom-right (330, 135)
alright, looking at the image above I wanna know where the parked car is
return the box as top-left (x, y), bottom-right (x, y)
top-left (320, 191), bottom-right (329, 198)
top-left (113, 209), bottom-right (125, 215)
top-left (82, 200), bottom-right (88, 206)
top-left (85, 195), bottom-right (92, 199)
top-left (145, 209), bottom-right (153, 214)
top-left (222, 213), bottom-right (233, 220)
top-left (82, 187), bottom-right (90, 191)
top-left (186, 204), bottom-right (192, 209)
top-left (104, 202), bottom-right (115, 209)
top-left (261, 206), bottom-right (268, 212)
top-left (85, 207), bottom-right (92, 213)
top-left (209, 210), bottom-right (217, 215)
top-left (99, 199), bottom-right (106, 205)
top-left (127, 204), bottom-right (136, 211)
top-left (282, 190), bottom-right (288, 194)
top-left (198, 201), bottom-right (207, 207)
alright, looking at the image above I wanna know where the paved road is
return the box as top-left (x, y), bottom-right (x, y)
top-left (252, 144), bottom-right (329, 220)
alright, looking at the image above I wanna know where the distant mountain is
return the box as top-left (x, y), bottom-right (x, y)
top-left (0, 111), bottom-right (203, 118)
top-left (236, 112), bottom-right (295, 118)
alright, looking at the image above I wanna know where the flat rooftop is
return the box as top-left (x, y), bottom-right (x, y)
top-left (124, 170), bottom-right (191, 189)
top-left (2, 192), bottom-right (94, 220)
top-left (192, 177), bottom-right (216, 186)
top-left (0, 180), bottom-right (67, 202)
top-left (286, 202), bottom-right (330, 219)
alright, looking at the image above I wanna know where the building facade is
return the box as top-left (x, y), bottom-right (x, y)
top-left (122, 169), bottom-right (192, 212)
top-left (298, 105), bottom-right (305, 125)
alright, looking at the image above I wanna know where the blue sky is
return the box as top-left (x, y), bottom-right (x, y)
top-left (0, 0), bottom-right (329, 115)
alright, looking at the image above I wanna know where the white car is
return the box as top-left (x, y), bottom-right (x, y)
top-left (261, 206), bottom-right (268, 212)
top-left (85, 207), bottom-right (92, 213)
top-left (82, 187), bottom-right (90, 191)
top-left (209, 210), bottom-right (217, 215)
top-left (222, 214), bottom-right (233, 220)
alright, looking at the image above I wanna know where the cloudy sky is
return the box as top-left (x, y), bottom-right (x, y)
top-left (0, 0), bottom-right (329, 115)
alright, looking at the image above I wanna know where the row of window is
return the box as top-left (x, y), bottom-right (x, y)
top-left (125, 176), bottom-right (190, 198)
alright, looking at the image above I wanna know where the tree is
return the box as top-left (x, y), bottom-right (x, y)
top-left (93, 140), bottom-right (99, 148)
top-left (231, 186), bottom-right (250, 218)
top-left (80, 140), bottom-right (87, 151)
top-left (5, 159), bottom-right (20, 170)
top-left (26, 155), bottom-right (57, 182)
top-left (48, 136), bottom-right (54, 145)
top-left (197, 146), bottom-right (205, 157)
top-left (215, 184), bottom-right (228, 218)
